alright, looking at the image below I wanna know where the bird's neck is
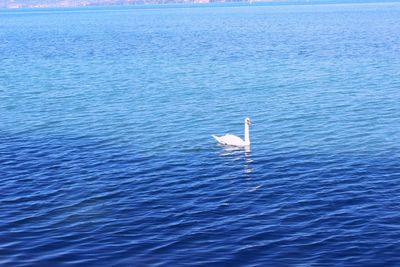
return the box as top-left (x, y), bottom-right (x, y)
top-left (244, 123), bottom-right (250, 145)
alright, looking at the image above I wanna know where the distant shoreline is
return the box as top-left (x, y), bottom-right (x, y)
top-left (0, 0), bottom-right (281, 9)
top-left (0, 0), bottom-right (399, 9)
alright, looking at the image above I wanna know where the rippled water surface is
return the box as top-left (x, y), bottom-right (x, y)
top-left (1, 2), bottom-right (400, 266)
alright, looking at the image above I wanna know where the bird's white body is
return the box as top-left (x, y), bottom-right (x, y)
top-left (212, 118), bottom-right (251, 147)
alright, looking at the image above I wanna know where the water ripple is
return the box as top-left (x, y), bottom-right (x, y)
top-left (2, 2), bottom-right (400, 266)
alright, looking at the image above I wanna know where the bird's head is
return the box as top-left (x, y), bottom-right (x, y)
top-left (245, 117), bottom-right (251, 126)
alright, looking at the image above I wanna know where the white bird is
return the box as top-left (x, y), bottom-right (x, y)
top-left (212, 117), bottom-right (251, 147)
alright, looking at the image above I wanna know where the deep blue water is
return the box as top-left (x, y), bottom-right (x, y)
top-left (1, 2), bottom-right (400, 266)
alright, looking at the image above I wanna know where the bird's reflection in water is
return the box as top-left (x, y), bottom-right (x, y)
top-left (219, 145), bottom-right (253, 175)
top-left (243, 146), bottom-right (252, 175)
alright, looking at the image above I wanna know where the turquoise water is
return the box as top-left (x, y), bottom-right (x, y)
top-left (1, 2), bottom-right (400, 266)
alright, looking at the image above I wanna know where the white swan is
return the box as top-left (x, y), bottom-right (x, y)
top-left (212, 117), bottom-right (251, 147)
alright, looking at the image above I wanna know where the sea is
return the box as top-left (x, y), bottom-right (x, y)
top-left (1, 1), bottom-right (400, 266)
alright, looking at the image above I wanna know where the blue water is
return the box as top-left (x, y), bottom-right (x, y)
top-left (1, 2), bottom-right (400, 266)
